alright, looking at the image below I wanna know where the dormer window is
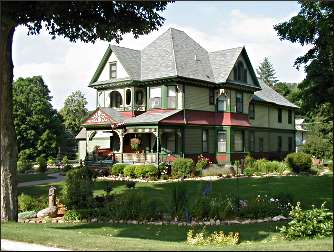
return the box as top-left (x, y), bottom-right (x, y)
top-left (217, 94), bottom-right (227, 112)
top-left (109, 62), bottom-right (117, 79)
top-left (233, 61), bottom-right (247, 83)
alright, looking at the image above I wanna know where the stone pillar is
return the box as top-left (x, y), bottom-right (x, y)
top-left (48, 186), bottom-right (56, 208)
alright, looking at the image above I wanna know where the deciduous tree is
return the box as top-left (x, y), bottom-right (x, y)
top-left (1, 1), bottom-right (170, 221)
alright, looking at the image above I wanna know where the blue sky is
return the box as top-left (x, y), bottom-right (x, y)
top-left (12, 1), bottom-right (309, 111)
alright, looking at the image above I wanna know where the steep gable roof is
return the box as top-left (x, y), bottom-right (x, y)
top-left (90, 27), bottom-right (259, 88)
top-left (253, 79), bottom-right (299, 109)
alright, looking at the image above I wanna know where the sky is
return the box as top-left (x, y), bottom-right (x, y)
top-left (12, 1), bottom-right (311, 111)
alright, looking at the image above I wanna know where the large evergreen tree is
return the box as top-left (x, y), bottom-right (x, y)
top-left (1, 1), bottom-right (170, 221)
top-left (13, 76), bottom-right (63, 159)
top-left (256, 57), bottom-right (279, 87)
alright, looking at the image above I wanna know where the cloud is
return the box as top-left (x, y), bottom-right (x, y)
top-left (12, 8), bottom-right (310, 111)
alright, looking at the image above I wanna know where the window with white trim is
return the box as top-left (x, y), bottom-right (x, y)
top-left (149, 87), bottom-right (161, 108)
top-left (109, 62), bottom-right (117, 79)
top-left (217, 131), bottom-right (227, 152)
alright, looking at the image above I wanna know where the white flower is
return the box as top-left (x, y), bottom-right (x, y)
top-left (270, 198), bottom-right (275, 202)
top-left (257, 195), bottom-right (261, 197)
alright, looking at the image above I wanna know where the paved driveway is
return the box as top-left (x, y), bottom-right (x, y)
top-left (1, 239), bottom-right (68, 251)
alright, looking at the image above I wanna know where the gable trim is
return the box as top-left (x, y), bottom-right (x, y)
top-left (89, 45), bottom-right (112, 85)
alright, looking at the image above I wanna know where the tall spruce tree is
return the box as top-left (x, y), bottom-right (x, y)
top-left (1, 1), bottom-right (170, 221)
top-left (256, 57), bottom-right (279, 87)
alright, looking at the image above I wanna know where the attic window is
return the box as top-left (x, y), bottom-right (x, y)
top-left (233, 61), bottom-right (247, 83)
top-left (109, 62), bottom-right (117, 79)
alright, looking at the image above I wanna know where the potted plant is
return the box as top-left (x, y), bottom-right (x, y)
top-left (130, 136), bottom-right (141, 152)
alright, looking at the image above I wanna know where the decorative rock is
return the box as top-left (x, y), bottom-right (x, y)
top-left (242, 219), bottom-right (251, 224)
top-left (272, 215), bottom-right (287, 222)
top-left (191, 221), bottom-right (197, 226)
top-left (228, 220), bottom-right (240, 225)
top-left (52, 219), bottom-right (58, 224)
top-left (178, 223), bottom-right (183, 227)
top-left (215, 220), bottom-right (221, 225)
top-left (58, 219), bottom-right (64, 223)
top-left (91, 218), bottom-right (97, 223)
top-left (204, 221), bottom-right (210, 226)
top-left (37, 206), bottom-right (58, 218)
top-left (264, 217), bottom-right (271, 222)
top-left (210, 219), bottom-right (215, 226)
top-left (119, 220), bottom-right (124, 224)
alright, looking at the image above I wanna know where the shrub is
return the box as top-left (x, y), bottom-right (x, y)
top-left (62, 155), bottom-right (69, 166)
top-left (18, 210), bottom-right (37, 219)
top-left (196, 155), bottom-right (209, 174)
top-left (280, 202), bottom-right (333, 240)
top-left (244, 153), bottom-right (255, 169)
top-left (17, 158), bottom-right (33, 174)
top-left (201, 164), bottom-right (226, 177)
top-left (124, 165), bottom-right (136, 178)
top-left (158, 162), bottom-right (169, 176)
top-left (134, 165), bottom-right (147, 178)
top-left (126, 181), bottom-right (136, 189)
top-left (286, 152), bottom-right (312, 173)
top-left (62, 166), bottom-right (94, 209)
top-left (110, 163), bottom-right (128, 175)
top-left (47, 157), bottom-right (55, 166)
top-left (64, 210), bottom-right (82, 221)
top-left (243, 167), bottom-right (254, 177)
top-left (36, 156), bottom-right (47, 173)
top-left (145, 165), bottom-right (159, 178)
top-left (172, 158), bottom-right (194, 178)
top-left (18, 193), bottom-right (47, 212)
top-left (187, 227), bottom-right (240, 246)
top-left (63, 164), bottom-right (73, 173)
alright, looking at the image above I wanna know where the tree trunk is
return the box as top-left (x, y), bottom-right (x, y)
top-left (1, 18), bottom-right (18, 221)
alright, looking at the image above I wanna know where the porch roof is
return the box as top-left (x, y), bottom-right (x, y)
top-left (160, 110), bottom-right (251, 127)
top-left (124, 109), bottom-right (181, 125)
top-left (83, 107), bottom-right (132, 126)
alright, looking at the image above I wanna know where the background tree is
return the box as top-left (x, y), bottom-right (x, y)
top-left (256, 57), bottom-right (279, 87)
top-left (13, 76), bottom-right (63, 160)
top-left (1, 1), bottom-right (170, 221)
top-left (60, 90), bottom-right (88, 136)
top-left (274, 0), bottom-right (333, 159)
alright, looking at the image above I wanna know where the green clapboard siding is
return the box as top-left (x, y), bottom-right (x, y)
top-left (184, 85), bottom-right (215, 111)
top-left (184, 127), bottom-right (202, 154)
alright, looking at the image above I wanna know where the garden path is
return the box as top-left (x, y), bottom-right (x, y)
top-left (1, 239), bottom-right (68, 251)
top-left (18, 173), bottom-right (65, 187)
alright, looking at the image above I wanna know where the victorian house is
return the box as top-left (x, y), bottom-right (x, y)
top-left (76, 28), bottom-right (298, 165)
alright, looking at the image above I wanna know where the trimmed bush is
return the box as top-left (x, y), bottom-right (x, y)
top-left (124, 165), bottom-right (136, 178)
top-left (126, 181), bottom-right (136, 189)
top-left (110, 163), bottom-right (128, 175)
top-left (172, 158), bottom-right (194, 178)
top-left (62, 166), bottom-right (94, 209)
top-left (64, 210), bottom-right (81, 221)
top-left (286, 152), bottom-right (312, 173)
top-left (47, 157), bottom-right (55, 166)
top-left (145, 165), bottom-right (159, 178)
top-left (134, 165), bottom-right (147, 178)
top-left (17, 150), bottom-right (33, 174)
top-left (36, 156), bottom-right (47, 173)
top-left (280, 202), bottom-right (333, 240)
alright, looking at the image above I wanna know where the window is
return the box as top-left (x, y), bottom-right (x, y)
top-left (217, 95), bottom-right (227, 112)
top-left (97, 91), bottom-right (103, 107)
top-left (110, 91), bottom-right (122, 108)
top-left (288, 137), bottom-right (293, 152)
top-left (135, 90), bottom-right (144, 105)
top-left (288, 109), bottom-right (292, 124)
top-left (259, 137), bottom-right (264, 152)
top-left (233, 61), bottom-right (247, 82)
top-left (236, 92), bottom-right (243, 113)
top-left (125, 89), bottom-right (131, 105)
top-left (209, 88), bottom-right (215, 105)
top-left (278, 108), bottom-right (282, 123)
top-left (109, 62), bottom-right (117, 79)
top-left (278, 136), bottom-right (282, 152)
top-left (249, 102), bottom-right (255, 119)
top-left (217, 131), bottom-right (227, 152)
top-left (234, 131), bottom-right (244, 152)
top-left (249, 131), bottom-right (255, 152)
top-left (166, 133), bottom-right (175, 153)
top-left (167, 86), bottom-right (176, 108)
top-left (202, 129), bottom-right (208, 153)
top-left (149, 87), bottom-right (161, 108)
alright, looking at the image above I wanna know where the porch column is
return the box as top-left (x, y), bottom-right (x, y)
top-left (115, 129), bottom-right (124, 163)
top-left (156, 127), bottom-right (159, 165)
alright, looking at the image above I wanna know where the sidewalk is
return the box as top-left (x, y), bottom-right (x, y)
top-left (1, 239), bottom-right (68, 251)
top-left (18, 173), bottom-right (65, 187)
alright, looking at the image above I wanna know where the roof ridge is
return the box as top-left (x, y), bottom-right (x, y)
top-left (110, 44), bottom-right (140, 52)
top-left (209, 46), bottom-right (244, 53)
top-left (169, 28), bottom-right (178, 76)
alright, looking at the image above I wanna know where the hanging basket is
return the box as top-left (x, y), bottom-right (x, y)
top-left (130, 137), bottom-right (141, 151)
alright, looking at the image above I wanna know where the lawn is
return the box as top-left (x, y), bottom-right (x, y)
top-left (18, 174), bottom-right (333, 210)
top-left (1, 222), bottom-right (333, 251)
top-left (17, 173), bottom-right (57, 183)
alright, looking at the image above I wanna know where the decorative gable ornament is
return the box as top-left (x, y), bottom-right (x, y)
top-left (85, 109), bottom-right (114, 125)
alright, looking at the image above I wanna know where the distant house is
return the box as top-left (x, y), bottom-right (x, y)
top-left (295, 118), bottom-right (307, 152)
top-left (76, 28), bottom-right (299, 164)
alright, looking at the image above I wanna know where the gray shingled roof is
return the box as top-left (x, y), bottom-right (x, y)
top-left (124, 109), bottom-right (180, 125)
top-left (93, 28), bottom-right (256, 85)
top-left (111, 45), bottom-right (141, 80)
top-left (209, 47), bottom-right (243, 83)
top-left (253, 79), bottom-right (299, 108)
top-left (100, 107), bottom-right (128, 122)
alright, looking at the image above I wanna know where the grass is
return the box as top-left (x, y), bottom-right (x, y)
top-left (18, 174), bottom-right (333, 210)
top-left (17, 173), bottom-right (57, 183)
top-left (1, 222), bottom-right (332, 251)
